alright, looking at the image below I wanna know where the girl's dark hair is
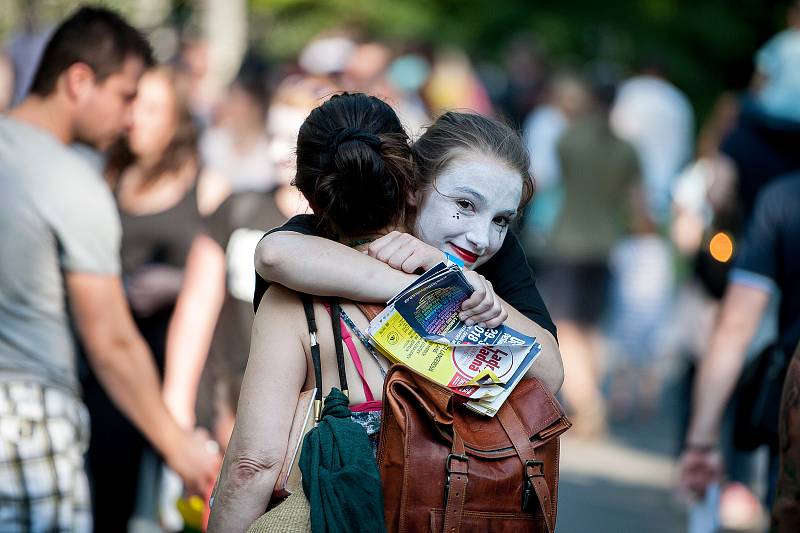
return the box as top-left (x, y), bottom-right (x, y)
top-left (106, 66), bottom-right (199, 186)
top-left (411, 112), bottom-right (535, 213)
top-left (294, 92), bottom-right (413, 238)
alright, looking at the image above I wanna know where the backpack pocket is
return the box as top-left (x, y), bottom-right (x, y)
top-left (429, 508), bottom-right (545, 532)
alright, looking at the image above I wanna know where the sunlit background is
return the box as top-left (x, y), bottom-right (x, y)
top-left (2, 1), bottom-right (796, 531)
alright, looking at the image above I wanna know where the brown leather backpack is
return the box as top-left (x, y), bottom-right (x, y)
top-left (377, 364), bottom-right (571, 533)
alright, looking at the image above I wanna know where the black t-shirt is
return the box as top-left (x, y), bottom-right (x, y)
top-left (731, 174), bottom-right (800, 355)
top-left (721, 98), bottom-right (800, 223)
top-left (253, 214), bottom-right (558, 339)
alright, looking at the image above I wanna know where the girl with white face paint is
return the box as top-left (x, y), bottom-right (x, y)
top-left (413, 151), bottom-right (523, 270)
top-left (255, 107), bottom-right (563, 393)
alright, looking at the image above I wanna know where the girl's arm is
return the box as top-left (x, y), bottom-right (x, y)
top-left (503, 300), bottom-right (564, 394)
top-left (256, 230), bottom-right (499, 319)
top-left (208, 285), bottom-right (308, 533)
top-left (256, 231), bottom-right (562, 390)
top-left (256, 231), bottom-right (418, 302)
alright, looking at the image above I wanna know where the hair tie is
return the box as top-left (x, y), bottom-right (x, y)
top-left (328, 127), bottom-right (382, 153)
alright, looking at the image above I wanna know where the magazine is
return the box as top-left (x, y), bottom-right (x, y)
top-left (368, 263), bottom-right (541, 416)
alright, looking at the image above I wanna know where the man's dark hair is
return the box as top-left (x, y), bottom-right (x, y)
top-left (29, 6), bottom-right (154, 96)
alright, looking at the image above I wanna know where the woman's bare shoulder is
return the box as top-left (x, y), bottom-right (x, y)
top-left (251, 284), bottom-right (309, 355)
top-left (256, 283), bottom-right (304, 318)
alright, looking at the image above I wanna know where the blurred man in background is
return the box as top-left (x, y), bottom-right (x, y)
top-left (0, 7), bottom-right (218, 531)
top-left (200, 54), bottom-right (278, 194)
top-left (678, 8), bottom-right (800, 525)
top-left (679, 174), bottom-right (800, 529)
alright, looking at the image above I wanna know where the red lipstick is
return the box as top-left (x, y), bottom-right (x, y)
top-left (449, 244), bottom-right (479, 264)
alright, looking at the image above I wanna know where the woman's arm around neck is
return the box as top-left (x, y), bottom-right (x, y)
top-left (255, 231), bottom-right (417, 303)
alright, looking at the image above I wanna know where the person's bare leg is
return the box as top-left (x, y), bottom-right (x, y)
top-left (608, 363), bottom-right (635, 421)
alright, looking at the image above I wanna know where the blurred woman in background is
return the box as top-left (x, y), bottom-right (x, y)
top-left (81, 65), bottom-right (228, 531)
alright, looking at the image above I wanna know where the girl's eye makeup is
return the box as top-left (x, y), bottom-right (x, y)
top-left (456, 199), bottom-right (474, 211)
top-left (494, 216), bottom-right (511, 228)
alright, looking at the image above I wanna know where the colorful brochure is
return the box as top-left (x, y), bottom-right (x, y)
top-left (368, 263), bottom-right (541, 416)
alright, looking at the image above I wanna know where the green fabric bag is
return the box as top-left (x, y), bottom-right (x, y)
top-left (299, 388), bottom-right (384, 533)
top-left (298, 296), bottom-right (386, 533)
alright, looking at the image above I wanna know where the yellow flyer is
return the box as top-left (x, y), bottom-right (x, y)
top-left (369, 304), bottom-right (540, 402)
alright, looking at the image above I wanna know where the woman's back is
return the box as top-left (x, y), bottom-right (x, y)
top-left (302, 297), bottom-right (388, 407)
top-left (259, 284), bottom-right (388, 408)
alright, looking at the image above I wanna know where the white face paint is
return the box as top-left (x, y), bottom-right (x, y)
top-left (414, 151), bottom-right (523, 269)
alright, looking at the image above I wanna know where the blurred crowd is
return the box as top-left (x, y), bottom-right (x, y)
top-left (2, 2), bottom-right (800, 531)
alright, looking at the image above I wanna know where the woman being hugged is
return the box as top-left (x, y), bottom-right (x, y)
top-left (210, 93), bottom-right (413, 531)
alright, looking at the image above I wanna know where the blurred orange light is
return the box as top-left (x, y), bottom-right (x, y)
top-left (709, 232), bottom-right (734, 263)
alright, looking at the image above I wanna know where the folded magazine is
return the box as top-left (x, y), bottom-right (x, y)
top-left (369, 263), bottom-right (541, 416)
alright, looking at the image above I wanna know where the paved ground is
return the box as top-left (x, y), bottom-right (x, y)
top-left (554, 373), bottom-right (773, 533)
top-left (556, 376), bottom-right (689, 532)
top-left (557, 433), bottom-right (685, 532)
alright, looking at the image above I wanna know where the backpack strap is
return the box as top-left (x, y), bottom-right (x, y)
top-left (497, 405), bottom-right (554, 533)
top-left (301, 294), bottom-right (324, 422)
top-left (300, 294), bottom-right (350, 422)
top-left (329, 299), bottom-right (349, 398)
top-left (442, 430), bottom-right (469, 533)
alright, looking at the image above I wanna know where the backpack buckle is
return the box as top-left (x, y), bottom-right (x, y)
top-left (525, 459), bottom-right (545, 479)
top-left (523, 460), bottom-right (544, 512)
top-left (444, 453), bottom-right (469, 502)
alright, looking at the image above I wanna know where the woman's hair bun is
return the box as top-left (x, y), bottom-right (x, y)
top-left (328, 127), bottom-right (382, 153)
top-left (294, 93), bottom-right (413, 237)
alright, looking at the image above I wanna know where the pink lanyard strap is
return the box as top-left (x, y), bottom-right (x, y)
top-left (323, 304), bottom-right (375, 402)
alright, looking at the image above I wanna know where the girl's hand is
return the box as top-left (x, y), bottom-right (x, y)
top-left (459, 270), bottom-right (508, 329)
top-left (367, 231), bottom-right (444, 273)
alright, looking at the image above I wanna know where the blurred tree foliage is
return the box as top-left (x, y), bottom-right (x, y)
top-left (250, 0), bottom-right (791, 123)
top-left (1, 0), bottom-right (791, 123)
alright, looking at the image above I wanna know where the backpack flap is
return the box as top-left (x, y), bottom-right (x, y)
top-left (505, 378), bottom-right (572, 446)
top-left (383, 365), bottom-right (570, 455)
top-left (450, 378), bottom-right (571, 455)
top-left (382, 366), bottom-right (454, 430)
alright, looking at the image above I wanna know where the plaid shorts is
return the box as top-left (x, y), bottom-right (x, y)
top-left (0, 381), bottom-right (91, 532)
